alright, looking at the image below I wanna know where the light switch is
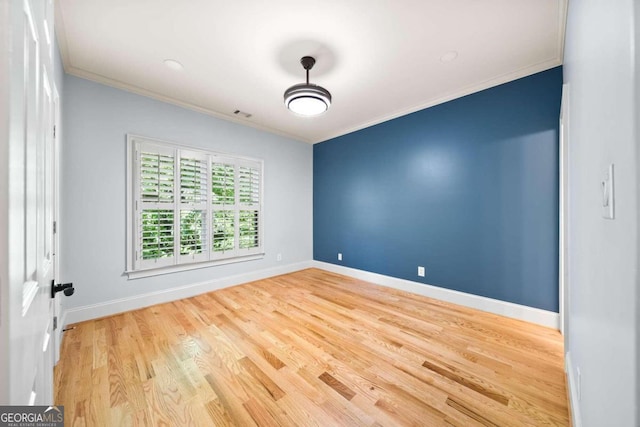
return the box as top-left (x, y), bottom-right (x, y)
top-left (601, 164), bottom-right (615, 219)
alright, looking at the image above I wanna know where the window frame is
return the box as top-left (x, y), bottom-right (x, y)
top-left (126, 134), bottom-right (264, 279)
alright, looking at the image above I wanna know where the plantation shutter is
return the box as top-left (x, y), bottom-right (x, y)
top-left (136, 144), bottom-right (176, 269)
top-left (210, 157), bottom-right (262, 260)
top-left (178, 151), bottom-right (209, 263)
top-left (238, 162), bottom-right (261, 254)
top-left (128, 135), bottom-right (264, 276)
top-left (211, 158), bottom-right (236, 259)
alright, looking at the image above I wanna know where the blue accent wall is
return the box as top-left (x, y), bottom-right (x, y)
top-left (313, 67), bottom-right (562, 312)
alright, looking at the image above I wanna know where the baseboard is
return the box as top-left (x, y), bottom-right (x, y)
top-left (62, 261), bottom-right (314, 326)
top-left (565, 351), bottom-right (582, 427)
top-left (313, 261), bottom-right (560, 329)
top-left (62, 260), bottom-right (559, 330)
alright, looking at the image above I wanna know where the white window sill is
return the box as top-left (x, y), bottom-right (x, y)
top-left (125, 253), bottom-right (265, 279)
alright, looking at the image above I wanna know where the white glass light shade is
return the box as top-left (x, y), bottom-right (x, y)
top-left (284, 83), bottom-right (332, 117)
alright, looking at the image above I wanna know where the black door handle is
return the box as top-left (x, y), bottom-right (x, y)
top-left (51, 280), bottom-right (75, 298)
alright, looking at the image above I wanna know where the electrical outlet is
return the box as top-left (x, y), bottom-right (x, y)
top-left (276, 253), bottom-right (282, 261)
top-left (418, 266), bottom-right (425, 277)
top-left (338, 253), bottom-right (342, 261)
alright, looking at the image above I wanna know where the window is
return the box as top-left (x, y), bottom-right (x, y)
top-left (126, 135), bottom-right (263, 278)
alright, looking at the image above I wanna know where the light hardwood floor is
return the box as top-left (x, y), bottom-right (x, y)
top-left (54, 268), bottom-right (570, 426)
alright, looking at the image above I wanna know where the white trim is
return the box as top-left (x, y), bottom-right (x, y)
top-left (0, 0), bottom-right (10, 406)
top-left (52, 83), bottom-right (61, 364)
top-left (61, 63), bottom-right (314, 142)
top-left (316, 59), bottom-right (563, 144)
top-left (565, 351), bottom-right (582, 427)
top-left (59, 60), bottom-right (563, 146)
top-left (60, 261), bottom-right (559, 329)
top-left (126, 253), bottom-right (265, 279)
top-left (313, 261), bottom-right (560, 329)
top-left (126, 134), bottom-right (264, 276)
top-left (559, 83), bottom-right (570, 340)
top-left (556, 0), bottom-right (568, 61)
top-left (559, 85), bottom-right (565, 335)
top-left (64, 260), bottom-right (560, 330)
top-left (63, 261), bottom-right (313, 325)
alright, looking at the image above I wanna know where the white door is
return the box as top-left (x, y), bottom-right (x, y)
top-left (0, 0), bottom-right (56, 405)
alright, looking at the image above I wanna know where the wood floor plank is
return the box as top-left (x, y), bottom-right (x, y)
top-left (55, 268), bottom-right (569, 426)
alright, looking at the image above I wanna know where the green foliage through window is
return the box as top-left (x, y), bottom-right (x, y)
top-left (131, 137), bottom-right (262, 271)
top-left (212, 210), bottom-right (234, 252)
top-left (141, 210), bottom-right (174, 260)
top-left (180, 210), bottom-right (205, 255)
top-left (239, 210), bottom-right (259, 249)
top-left (212, 163), bottom-right (234, 205)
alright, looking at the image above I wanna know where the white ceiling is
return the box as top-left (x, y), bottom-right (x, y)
top-left (55, 0), bottom-right (567, 144)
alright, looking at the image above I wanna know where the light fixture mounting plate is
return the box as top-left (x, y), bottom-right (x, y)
top-left (300, 56), bottom-right (316, 71)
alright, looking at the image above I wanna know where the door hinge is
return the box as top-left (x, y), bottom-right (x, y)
top-left (53, 125), bottom-right (56, 138)
top-left (53, 221), bottom-right (57, 234)
top-left (53, 316), bottom-right (58, 330)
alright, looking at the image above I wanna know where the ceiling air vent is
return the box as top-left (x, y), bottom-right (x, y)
top-left (233, 110), bottom-right (252, 119)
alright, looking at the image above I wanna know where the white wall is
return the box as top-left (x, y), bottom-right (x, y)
top-left (60, 75), bottom-right (313, 318)
top-left (564, 1), bottom-right (638, 426)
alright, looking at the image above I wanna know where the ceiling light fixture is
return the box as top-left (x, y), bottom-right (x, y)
top-left (284, 56), bottom-right (331, 117)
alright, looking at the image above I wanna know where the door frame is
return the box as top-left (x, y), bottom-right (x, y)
top-left (52, 83), bottom-right (62, 364)
top-left (559, 83), bottom-right (570, 343)
top-left (0, 0), bottom-right (11, 405)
